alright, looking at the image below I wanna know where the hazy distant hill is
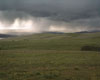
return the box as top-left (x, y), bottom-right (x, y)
top-left (76, 30), bottom-right (100, 33)
top-left (42, 31), bottom-right (65, 34)
top-left (0, 34), bottom-right (16, 38)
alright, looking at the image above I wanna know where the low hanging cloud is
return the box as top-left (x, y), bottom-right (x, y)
top-left (0, 0), bottom-right (100, 34)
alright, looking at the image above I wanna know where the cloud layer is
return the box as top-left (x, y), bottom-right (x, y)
top-left (0, 0), bottom-right (100, 34)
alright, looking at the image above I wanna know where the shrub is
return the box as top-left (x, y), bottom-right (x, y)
top-left (81, 45), bottom-right (100, 51)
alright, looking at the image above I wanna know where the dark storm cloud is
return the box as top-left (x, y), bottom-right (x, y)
top-left (0, 0), bottom-right (100, 34)
top-left (0, 0), bottom-right (100, 20)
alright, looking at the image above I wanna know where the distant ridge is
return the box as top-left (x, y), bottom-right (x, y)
top-left (0, 34), bottom-right (16, 38)
top-left (0, 30), bottom-right (100, 39)
top-left (42, 31), bottom-right (65, 34)
top-left (76, 30), bottom-right (100, 33)
top-left (43, 30), bottom-right (100, 34)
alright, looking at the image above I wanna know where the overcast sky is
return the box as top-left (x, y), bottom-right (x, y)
top-left (0, 0), bottom-right (100, 34)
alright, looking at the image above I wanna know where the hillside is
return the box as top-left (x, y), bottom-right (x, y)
top-left (0, 32), bottom-right (100, 80)
top-left (0, 32), bottom-right (100, 51)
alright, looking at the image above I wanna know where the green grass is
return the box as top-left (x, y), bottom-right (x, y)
top-left (0, 32), bottom-right (100, 80)
top-left (0, 50), bottom-right (100, 80)
top-left (0, 33), bottom-right (100, 50)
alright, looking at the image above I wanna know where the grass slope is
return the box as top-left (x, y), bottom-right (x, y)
top-left (0, 32), bottom-right (100, 80)
top-left (0, 32), bottom-right (100, 50)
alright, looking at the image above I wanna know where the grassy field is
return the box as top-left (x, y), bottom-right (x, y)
top-left (0, 32), bottom-right (100, 80)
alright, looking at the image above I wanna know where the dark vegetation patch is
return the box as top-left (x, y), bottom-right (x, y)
top-left (81, 45), bottom-right (100, 52)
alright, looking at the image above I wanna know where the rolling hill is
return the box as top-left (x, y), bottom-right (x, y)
top-left (0, 32), bottom-right (100, 80)
top-left (0, 32), bottom-right (100, 51)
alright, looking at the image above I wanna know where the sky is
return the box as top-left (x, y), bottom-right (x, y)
top-left (0, 0), bottom-right (100, 34)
